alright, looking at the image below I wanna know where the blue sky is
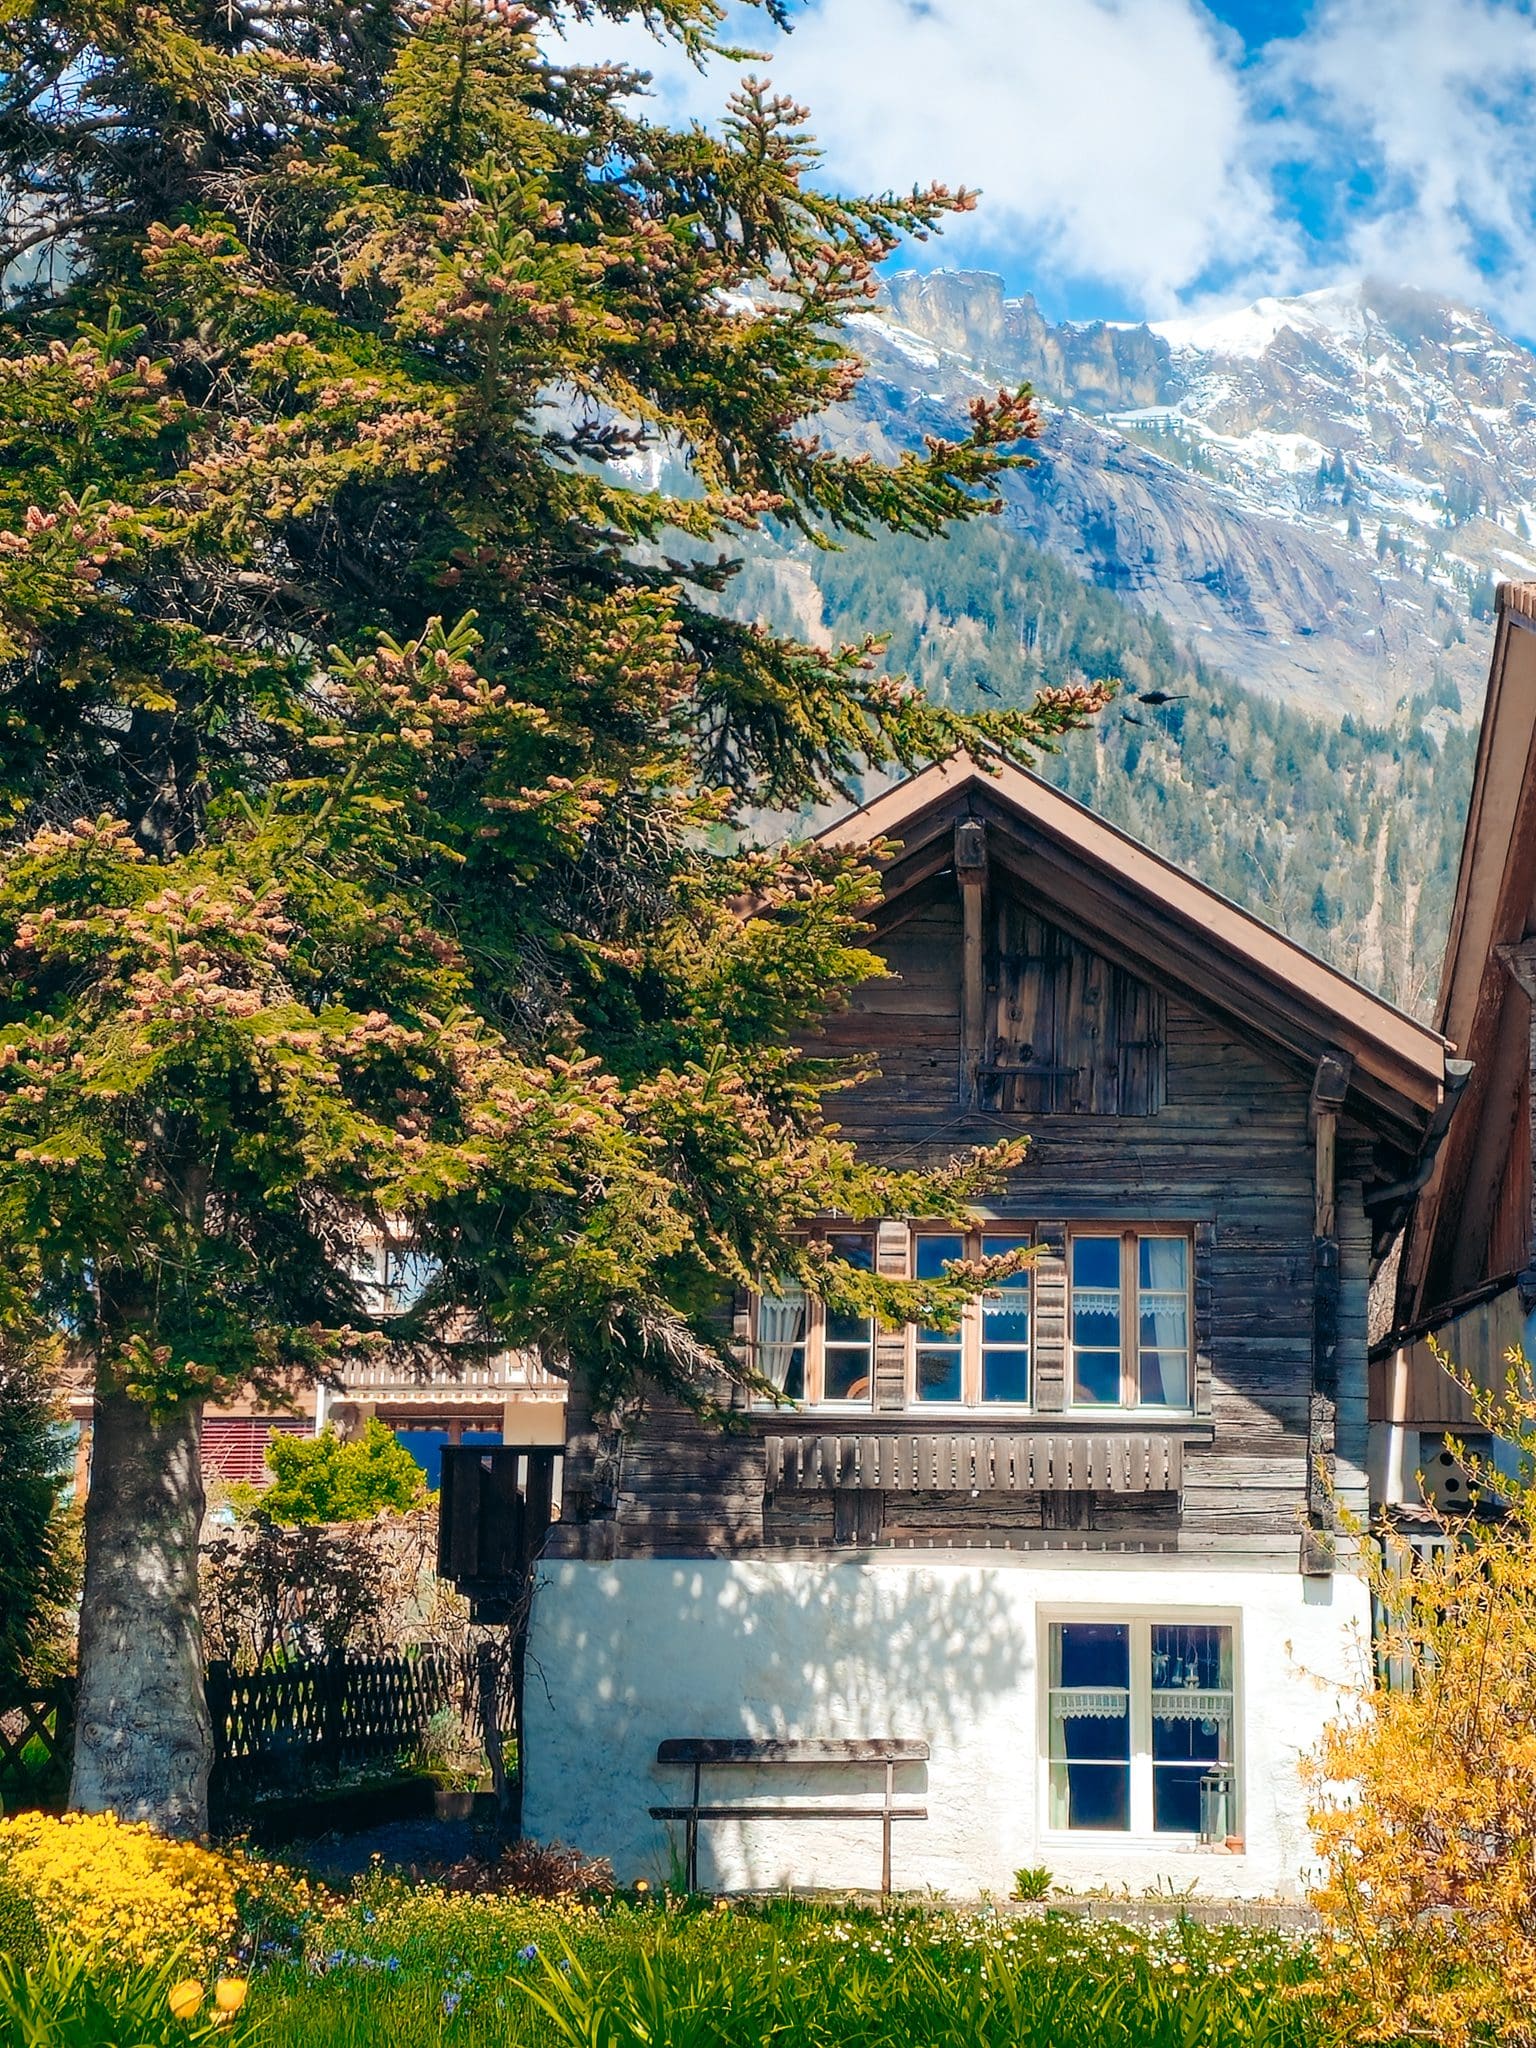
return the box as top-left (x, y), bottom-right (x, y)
top-left (551, 0), bottom-right (1536, 341)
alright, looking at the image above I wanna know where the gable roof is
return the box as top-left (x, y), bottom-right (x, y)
top-left (817, 749), bottom-right (1453, 1173)
top-left (1395, 581), bottom-right (1536, 1326)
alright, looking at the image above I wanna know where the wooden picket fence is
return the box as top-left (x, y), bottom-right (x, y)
top-left (0, 1656), bottom-right (450, 1813)
top-left (207, 1653), bottom-right (450, 1803)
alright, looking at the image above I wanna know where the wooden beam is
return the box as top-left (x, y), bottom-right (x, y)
top-left (955, 817), bottom-right (987, 1109)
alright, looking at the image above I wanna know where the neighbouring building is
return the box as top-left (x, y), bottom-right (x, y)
top-left (61, 1229), bottom-right (567, 1499)
top-left (1378, 579), bottom-right (1536, 1505)
top-left (522, 749), bottom-right (1457, 1900)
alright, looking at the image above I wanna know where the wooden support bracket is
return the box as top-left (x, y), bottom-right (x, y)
top-left (1310, 1052), bottom-right (1352, 1241)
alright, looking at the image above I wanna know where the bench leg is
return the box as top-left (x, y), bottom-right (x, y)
top-left (688, 1760), bottom-right (701, 1892)
top-left (881, 1760), bottom-right (893, 1897)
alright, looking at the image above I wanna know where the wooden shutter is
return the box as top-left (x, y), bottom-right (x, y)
top-left (1033, 1221), bottom-right (1068, 1412)
top-left (874, 1220), bottom-right (910, 1413)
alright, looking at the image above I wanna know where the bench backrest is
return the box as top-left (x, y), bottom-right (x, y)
top-left (656, 1738), bottom-right (929, 1765)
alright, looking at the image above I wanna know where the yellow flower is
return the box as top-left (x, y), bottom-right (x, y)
top-left (0, 1812), bottom-right (244, 1975)
top-left (214, 1979), bottom-right (248, 2015)
top-left (168, 1978), bottom-right (205, 2021)
top-left (633, 1878), bottom-right (649, 1893)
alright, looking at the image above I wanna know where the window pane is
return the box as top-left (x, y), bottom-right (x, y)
top-left (828, 1232), bottom-right (874, 1271)
top-left (985, 1303), bottom-right (1031, 1347)
top-left (1139, 1236), bottom-right (1189, 1407)
top-left (825, 1308), bottom-right (871, 1345)
top-left (1051, 1760), bottom-right (1130, 1831)
top-left (1140, 1348), bottom-right (1189, 1406)
top-left (824, 1346), bottom-right (872, 1402)
top-left (1151, 1624), bottom-right (1233, 1837)
top-left (1058, 1621), bottom-right (1130, 1689)
top-left (1049, 1624), bottom-right (1131, 1833)
top-left (1140, 1236), bottom-right (1188, 1292)
top-left (981, 1233), bottom-right (1030, 1405)
top-left (912, 1235), bottom-right (965, 1403)
top-left (916, 1347), bottom-right (963, 1402)
top-left (1074, 1349), bottom-right (1122, 1405)
top-left (1139, 1297), bottom-right (1188, 1350)
top-left (1151, 1622), bottom-right (1230, 1692)
top-left (1072, 1236), bottom-right (1122, 1404)
top-left (757, 1284), bottom-right (807, 1398)
top-left (982, 1349), bottom-right (1029, 1403)
top-left (1073, 1234), bottom-right (1122, 1291)
top-left (915, 1234), bottom-right (964, 1282)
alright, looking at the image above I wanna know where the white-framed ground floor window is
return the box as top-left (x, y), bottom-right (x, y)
top-left (1045, 1617), bottom-right (1237, 1838)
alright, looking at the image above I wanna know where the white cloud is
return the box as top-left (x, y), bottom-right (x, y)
top-left (548, 0), bottom-right (1536, 335)
top-left (549, 0), bottom-right (1294, 313)
top-left (1263, 0), bottom-right (1536, 335)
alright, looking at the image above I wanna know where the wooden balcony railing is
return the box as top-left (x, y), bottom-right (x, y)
top-left (338, 1350), bottom-right (565, 1397)
top-left (764, 1428), bottom-right (1186, 1495)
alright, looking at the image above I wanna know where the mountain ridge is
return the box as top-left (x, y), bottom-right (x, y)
top-left (826, 271), bottom-right (1536, 718)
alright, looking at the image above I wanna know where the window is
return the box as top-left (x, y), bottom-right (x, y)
top-left (352, 1237), bottom-right (440, 1316)
top-left (753, 1222), bottom-right (1193, 1413)
top-left (1070, 1230), bottom-right (1190, 1409)
top-left (753, 1232), bottom-right (875, 1407)
top-left (1047, 1618), bottom-right (1235, 1837)
top-left (913, 1229), bottom-right (1031, 1407)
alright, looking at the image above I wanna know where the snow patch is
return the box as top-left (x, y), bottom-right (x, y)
top-left (1153, 285), bottom-right (1368, 360)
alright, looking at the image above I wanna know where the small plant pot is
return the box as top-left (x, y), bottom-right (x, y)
top-left (433, 1789), bottom-right (478, 1822)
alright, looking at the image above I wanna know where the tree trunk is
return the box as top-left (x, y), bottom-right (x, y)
top-left (70, 1386), bottom-right (211, 1835)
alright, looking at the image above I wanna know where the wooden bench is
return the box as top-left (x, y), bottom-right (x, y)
top-left (649, 1737), bottom-right (929, 1894)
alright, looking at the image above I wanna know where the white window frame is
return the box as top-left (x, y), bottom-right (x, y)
top-left (1038, 1607), bottom-right (1241, 1842)
top-left (1067, 1225), bottom-right (1194, 1413)
top-left (908, 1225), bottom-right (1034, 1411)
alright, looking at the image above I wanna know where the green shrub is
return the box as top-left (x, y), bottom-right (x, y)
top-left (259, 1422), bottom-right (426, 1525)
top-left (0, 1877), bottom-right (45, 1969)
top-left (1011, 1865), bottom-right (1053, 1901)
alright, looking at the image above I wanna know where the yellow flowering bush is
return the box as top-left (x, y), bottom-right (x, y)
top-left (1308, 1348), bottom-right (1536, 2046)
top-left (0, 1812), bottom-right (242, 1972)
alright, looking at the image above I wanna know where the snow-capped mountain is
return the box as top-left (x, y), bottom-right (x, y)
top-left (826, 273), bottom-right (1536, 717)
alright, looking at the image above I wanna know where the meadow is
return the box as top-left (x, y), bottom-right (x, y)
top-left (0, 1813), bottom-right (1363, 2048)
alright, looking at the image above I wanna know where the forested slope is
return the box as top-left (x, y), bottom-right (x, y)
top-left (733, 522), bottom-right (1476, 1017)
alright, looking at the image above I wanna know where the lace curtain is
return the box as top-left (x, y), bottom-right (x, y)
top-left (756, 1285), bottom-right (807, 1391)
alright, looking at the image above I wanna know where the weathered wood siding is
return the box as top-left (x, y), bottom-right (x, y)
top-left (549, 871), bottom-right (1365, 1571)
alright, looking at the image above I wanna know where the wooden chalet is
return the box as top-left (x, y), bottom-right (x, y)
top-left (1381, 580), bottom-right (1536, 1504)
top-left (523, 751), bottom-right (1457, 1901)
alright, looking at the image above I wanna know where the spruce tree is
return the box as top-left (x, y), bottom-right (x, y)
top-left (0, 0), bottom-right (1102, 1828)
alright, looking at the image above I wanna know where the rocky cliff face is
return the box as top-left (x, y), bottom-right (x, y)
top-left (826, 274), bottom-right (1536, 717)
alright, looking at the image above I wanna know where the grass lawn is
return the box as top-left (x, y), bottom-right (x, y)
top-left (0, 1811), bottom-right (1367, 2048)
top-left (221, 1883), bottom-right (1347, 2048)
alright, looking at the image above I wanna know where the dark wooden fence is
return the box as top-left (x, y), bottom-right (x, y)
top-left (0, 1684), bottom-right (73, 1810)
top-left (208, 1652), bottom-right (450, 1804)
top-left (1, 1656), bottom-right (450, 1813)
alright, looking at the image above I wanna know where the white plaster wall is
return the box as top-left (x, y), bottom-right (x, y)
top-left (523, 1556), bottom-right (1372, 1901)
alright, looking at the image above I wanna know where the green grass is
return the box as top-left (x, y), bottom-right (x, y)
top-left (214, 1883), bottom-right (1353, 2048)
